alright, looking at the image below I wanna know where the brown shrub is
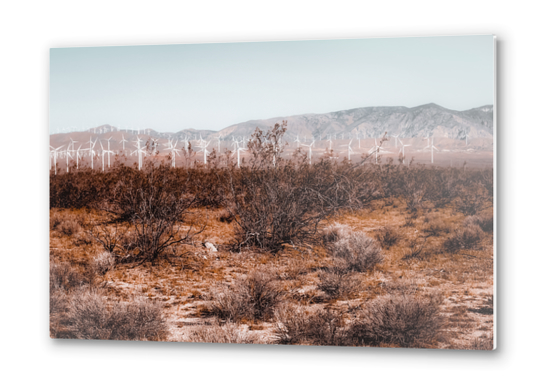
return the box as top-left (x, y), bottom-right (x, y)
top-left (330, 231), bottom-right (384, 273)
top-left (210, 269), bottom-right (284, 322)
top-left (349, 293), bottom-right (443, 348)
top-left (321, 223), bottom-right (351, 245)
top-left (56, 219), bottom-right (81, 236)
top-left (273, 304), bottom-right (345, 345)
top-left (422, 213), bottom-right (451, 236)
top-left (90, 251), bottom-right (116, 276)
top-left (317, 269), bottom-right (359, 300)
top-left (444, 224), bottom-right (484, 253)
top-left (62, 289), bottom-right (168, 341)
top-left (374, 226), bottom-right (400, 249)
top-left (470, 333), bottom-right (494, 350)
top-left (50, 262), bottom-right (91, 292)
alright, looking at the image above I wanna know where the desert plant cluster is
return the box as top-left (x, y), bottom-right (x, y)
top-left (50, 124), bottom-right (494, 349)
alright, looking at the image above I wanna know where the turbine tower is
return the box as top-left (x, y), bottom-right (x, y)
top-left (301, 140), bottom-right (315, 165)
top-left (398, 139), bottom-right (412, 165)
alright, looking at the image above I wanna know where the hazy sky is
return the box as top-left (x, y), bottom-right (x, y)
top-left (50, 35), bottom-right (494, 132)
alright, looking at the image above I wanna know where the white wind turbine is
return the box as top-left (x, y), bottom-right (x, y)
top-left (327, 136), bottom-right (333, 150)
top-left (132, 136), bottom-right (146, 170)
top-left (120, 135), bottom-right (128, 152)
top-left (392, 134), bottom-right (400, 148)
top-left (165, 140), bottom-right (181, 167)
top-left (197, 136), bottom-right (211, 165)
top-left (398, 139), bottom-right (412, 165)
top-left (368, 136), bottom-right (391, 164)
top-left (340, 139), bottom-right (356, 161)
top-left (294, 135), bottom-right (300, 148)
top-left (105, 137), bottom-right (114, 168)
top-left (50, 145), bottom-right (64, 175)
top-left (301, 140), bottom-right (315, 165)
top-left (233, 140), bottom-right (246, 168)
top-left (426, 137), bottom-right (439, 164)
top-left (86, 138), bottom-right (97, 170)
top-left (75, 144), bottom-right (83, 169)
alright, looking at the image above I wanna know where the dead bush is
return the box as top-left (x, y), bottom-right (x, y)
top-left (349, 293), bottom-right (443, 348)
top-left (330, 231), bottom-right (384, 273)
top-left (64, 289), bottom-right (168, 341)
top-left (50, 262), bottom-right (91, 291)
top-left (56, 219), bottom-right (81, 236)
top-left (374, 226), bottom-right (400, 249)
top-left (273, 304), bottom-right (345, 345)
top-left (91, 251), bottom-right (116, 276)
top-left (317, 269), bottom-right (359, 300)
top-left (321, 223), bottom-right (351, 245)
top-left (422, 214), bottom-right (451, 236)
top-left (210, 269), bottom-right (284, 322)
top-left (183, 321), bottom-right (263, 344)
top-left (444, 224), bottom-right (484, 253)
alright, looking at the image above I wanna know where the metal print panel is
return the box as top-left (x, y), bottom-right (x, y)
top-left (49, 35), bottom-right (495, 349)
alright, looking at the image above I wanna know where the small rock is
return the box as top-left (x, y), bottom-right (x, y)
top-left (203, 241), bottom-right (218, 252)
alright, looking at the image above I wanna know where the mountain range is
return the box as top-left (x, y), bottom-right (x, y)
top-left (209, 103), bottom-right (493, 141)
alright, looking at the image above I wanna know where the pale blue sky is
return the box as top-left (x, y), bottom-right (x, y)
top-left (50, 35), bottom-right (494, 132)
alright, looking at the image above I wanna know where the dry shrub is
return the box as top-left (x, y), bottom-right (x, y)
top-left (210, 269), bottom-right (284, 322)
top-left (183, 322), bottom-right (262, 344)
top-left (374, 226), bottom-right (400, 249)
top-left (422, 213), bottom-right (451, 236)
top-left (321, 223), bottom-right (351, 245)
top-left (317, 269), bottom-right (359, 300)
top-left (64, 289), bottom-right (168, 341)
top-left (444, 224), bottom-right (484, 253)
top-left (349, 293), bottom-right (443, 348)
top-left (91, 251), bottom-right (116, 276)
top-left (273, 304), bottom-right (345, 345)
top-left (331, 231), bottom-right (384, 273)
top-left (56, 219), bottom-right (81, 236)
top-left (50, 262), bottom-right (91, 291)
top-left (464, 213), bottom-right (493, 233)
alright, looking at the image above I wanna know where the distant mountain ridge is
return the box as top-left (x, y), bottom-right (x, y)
top-left (211, 103), bottom-right (493, 140)
top-left (51, 103), bottom-right (493, 142)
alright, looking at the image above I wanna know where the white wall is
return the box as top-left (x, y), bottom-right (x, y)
top-left (1, 1), bottom-right (540, 383)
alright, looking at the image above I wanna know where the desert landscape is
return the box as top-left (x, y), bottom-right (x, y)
top-left (49, 119), bottom-right (494, 349)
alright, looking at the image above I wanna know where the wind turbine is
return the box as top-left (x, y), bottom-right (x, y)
top-left (196, 138), bottom-right (211, 165)
top-left (233, 140), bottom-right (246, 168)
top-left (105, 137), bottom-right (114, 167)
top-left (75, 144), bottom-right (83, 169)
top-left (50, 145), bottom-right (64, 175)
top-left (398, 139), bottom-right (412, 165)
top-left (132, 136), bottom-right (146, 170)
top-left (340, 139), bottom-right (356, 161)
top-left (428, 137), bottom-right (439, 164)
top-left (368, 134), bottom-right (391, 164)
top-left (465, 133), bottom-right (469, 146)
top-left (120, 135), bottom-right (127, 152)
top-left (86, 138), bottom-right (97, 170)
top-left (392, 134), bottom-right (400, 148)
top-left (327, 136), bottom-right (333, 150)
top-left (165, 140), bottom-right (181, 167)
top-left (294, 135), bottom-right (300, 148)
top-left (301, 140), bottom-right (315, 165)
